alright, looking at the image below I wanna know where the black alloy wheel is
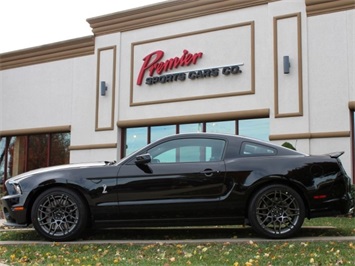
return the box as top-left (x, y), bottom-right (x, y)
top-left (31, 187), bottom-right (87, 241)
top-left (248, 184), bottom-right (305, 239)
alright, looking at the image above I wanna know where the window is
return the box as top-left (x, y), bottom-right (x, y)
top-left (0, 138), bottom-right (6, 184)
top-left (0, 132), bottom-right (70, 183)
top-left (123, 118), bottom-right (269, 157)
top-left (179, 123), bottom-right (203, 133)
top-left (206, 121), bottom-right (235, 134)
top-left (50, 133), bottom-right (70, 166)
top-left (148, 138), bottom-right (225, 163)
top-left (352, 111), bottom-right (355, 183)
top-left (126, 127), bottom-right (147, 156)
top-left (239, 118), bottom-right (269, 141)
top-left (240, 142), bottom-right (277, 156)
top-left (7, 136), bottom-right (27, 177)
top-left (27, 134), bottom-right (49, 171)
top-left (151, 125), bottom-right (176, 143)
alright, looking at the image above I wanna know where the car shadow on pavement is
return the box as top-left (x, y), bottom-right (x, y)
top-left (0, 225), bottom-right (349, 242)
top-left (81, 225), bottom-right (344, 241)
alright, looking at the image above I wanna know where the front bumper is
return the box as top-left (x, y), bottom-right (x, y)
top-left (1, 194), bottom-right (29, 227)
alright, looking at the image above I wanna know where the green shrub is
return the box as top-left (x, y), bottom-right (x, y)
top-left (282, 142), bottom-right (296, 150)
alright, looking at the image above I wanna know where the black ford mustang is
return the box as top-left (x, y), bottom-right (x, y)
top-left (1, 133), bottom-right (353, 241)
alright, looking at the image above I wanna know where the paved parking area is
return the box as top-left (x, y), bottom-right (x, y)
top-left (1, 219), bottom-right (354, 245)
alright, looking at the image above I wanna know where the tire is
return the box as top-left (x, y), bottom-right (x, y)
top-left (248, 184), bottom-right (305, 239)
top-left (31, 187), bottom-right (88, 241)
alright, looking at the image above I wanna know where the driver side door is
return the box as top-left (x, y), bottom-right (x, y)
top-left (116, 137), bottom-right (227, 219)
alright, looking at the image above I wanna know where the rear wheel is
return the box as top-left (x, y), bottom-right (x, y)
top-left (248, 184), bottom-right (305, 239)
top-left (31, 187), bottom-right (87, 241)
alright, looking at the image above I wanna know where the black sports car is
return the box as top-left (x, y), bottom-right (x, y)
top-left (1, 133), bottom-right (353, 241)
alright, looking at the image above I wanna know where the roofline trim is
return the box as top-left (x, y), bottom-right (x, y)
top-left (270, 131), bottom-right (350, 140)
top-left (0, 36), bottom-right (94, 70)
top-left (87, 0), bottom-right (278, 35)
top-left (0, 125), bottom-right (71, 137)
top-left (116, 109), bottom-right (270, 128)
top-left (306, 0), bottom-right (355, 17)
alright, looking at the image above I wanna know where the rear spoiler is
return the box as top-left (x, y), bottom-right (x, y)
top-left (328, 151), bottom-right (345, 158)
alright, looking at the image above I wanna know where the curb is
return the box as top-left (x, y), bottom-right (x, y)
top-left (0, 236), bottom-right (355, 246)
top-left (1, 219), bottom-right (354, 245)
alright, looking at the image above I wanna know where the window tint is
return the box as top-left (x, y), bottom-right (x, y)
top-left (240, 142), bottom-right (277, 156)
top-left (148, 138), bottom-right (225, 163)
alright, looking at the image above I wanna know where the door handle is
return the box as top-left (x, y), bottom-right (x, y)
top-left (200, 169), bottom-right (219, 177)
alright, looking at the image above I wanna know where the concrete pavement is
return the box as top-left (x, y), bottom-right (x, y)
top-left (1, 219), bottom-right (354, 244)
top-left (0, 218), bottom-right (354, 266)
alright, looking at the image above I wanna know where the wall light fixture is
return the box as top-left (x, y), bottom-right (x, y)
top-left (100, 81), bottom-right (107, 96)
top-left (283, 56), bottom-right (290, 74)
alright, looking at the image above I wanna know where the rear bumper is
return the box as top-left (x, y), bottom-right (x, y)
top-left (347, 194), bottom-right (354, 216)
top-left (343, 193), bottom-right (354, 215)
top-left (310, 192), bottom-right (354, 218)
top-left (349, 206), bottom-right (354, 216)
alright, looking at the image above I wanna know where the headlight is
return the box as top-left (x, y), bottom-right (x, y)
top-left (6, 181), bottom-right (23, 195)
top-left (13, 184), bottom-right (22, 194)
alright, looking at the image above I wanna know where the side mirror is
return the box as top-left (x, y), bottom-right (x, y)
top-left (135, 153), bottom-right (152, 165)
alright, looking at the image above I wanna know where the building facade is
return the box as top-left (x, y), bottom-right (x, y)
top-left (1, 0), bottom-right (354, 183)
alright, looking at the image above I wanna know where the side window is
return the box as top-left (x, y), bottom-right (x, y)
top-left (148, 138), bottom-right (225, 163)
top-left (240, 142), bottom-right (277, 156)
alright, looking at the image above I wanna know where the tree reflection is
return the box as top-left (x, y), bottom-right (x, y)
top-left (0, 133), bottom-right (70, 182)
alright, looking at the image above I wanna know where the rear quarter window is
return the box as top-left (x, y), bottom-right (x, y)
top-left (240, 142), bottom-right (277, 156)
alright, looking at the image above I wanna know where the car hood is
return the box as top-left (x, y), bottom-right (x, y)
top-left (6, 162), bottom-right (106, 184)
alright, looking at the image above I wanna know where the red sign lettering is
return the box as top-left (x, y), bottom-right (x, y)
top-left (136, 49), bottom-right (203, 85)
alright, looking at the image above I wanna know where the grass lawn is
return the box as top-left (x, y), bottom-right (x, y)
top-left (0, 217), bottom-right (354, 265)
top-left (0, 241), bottom-right (354, 265)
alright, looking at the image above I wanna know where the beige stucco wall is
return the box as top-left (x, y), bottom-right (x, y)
top-left (0, 0), bottom-right (354, 174)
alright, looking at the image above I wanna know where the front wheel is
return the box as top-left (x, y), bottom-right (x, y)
top-left (31, 187), bottom-right (88, 241)
top-left (248, 184), bottom-right (305, 239)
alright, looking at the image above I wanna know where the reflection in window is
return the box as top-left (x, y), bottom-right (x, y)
top-left (0, 138), bottom-right (6, 182)
top-left (206, 121), bottom-right (235, 134)
top-left (0, 132), bottom-right (70, 182)
top-left (123, 118), bottom-right (270, 157)
top-left (126, 127), bottom-right (148, 156)
top-left (8, 136), bottom-right (27, 177)
top-left (148, 138), bottom-right (225, 163)
top-left (239, 118), bottom-right (269, 141)
top-left (28, 134), bottom-right (49, 171)
top-left (353, 111), bottom-right (355, 181)
top-left (50, 133), bottom-right (70, 166)
top-left (240, 142), bottom-right (276, 156)
top-left (179, 123), bottom-right (203, 133)
top-left (151, 125), bottom-right (176, 143)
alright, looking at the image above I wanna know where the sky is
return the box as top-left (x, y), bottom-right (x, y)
top-left (0, 0), bottom-right (165, 54)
